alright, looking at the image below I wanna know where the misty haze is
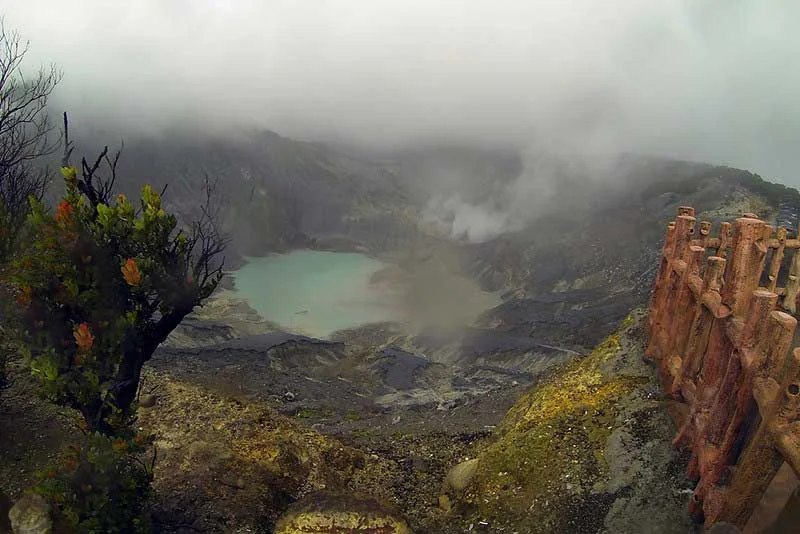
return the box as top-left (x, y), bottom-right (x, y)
top-left (0, 2), bottom-right (798, 534)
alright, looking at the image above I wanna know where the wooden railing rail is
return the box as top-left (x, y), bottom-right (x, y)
top-left (647, 206), bottom-right (800, 529)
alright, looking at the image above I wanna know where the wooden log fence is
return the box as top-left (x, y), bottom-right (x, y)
top-left (647, 206), bottom-right (800, 529)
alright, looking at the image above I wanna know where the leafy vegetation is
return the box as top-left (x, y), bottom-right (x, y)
top-left (0, 19), bottom-right (61, 262)
top-left (7, 120), bottom-right (227, 436)
top-left (734, 171), bottom-right (800, 207)
top-left (0, 21), bottom-right (61, 396)
top-left (639, 163), bottom-right (800, 209)
top-left (0, 118), bottom-right (227, 531)
top-left (0, 19), bottom-right (227, 529)
top-left (34, 432), bottom-right (153, 533)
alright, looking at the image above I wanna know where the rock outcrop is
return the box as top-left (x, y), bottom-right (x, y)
top-left (444, 459), bottom-right (478, 494)
top-left (274, 493), bottom-right (412, 534)
top-left (135, 370), bottom-right (402, 532)
top-left (450, 310), bottom-right (697, 534)
top-left (7, 494), bottom-right (52, 534)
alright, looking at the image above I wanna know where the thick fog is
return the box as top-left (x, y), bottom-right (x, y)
top-left (4, 0), bottom-right (800, 188)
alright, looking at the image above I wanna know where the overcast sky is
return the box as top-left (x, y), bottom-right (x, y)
top-left (4, 0), bottom-right (800, 185)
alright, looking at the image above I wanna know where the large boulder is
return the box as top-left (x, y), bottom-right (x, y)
top-left (7, 494), bottom-right (52, 534)
top-left (444, 459), bottom-right (479, 493)
top-left (274, 493), bottom-right (412, 534)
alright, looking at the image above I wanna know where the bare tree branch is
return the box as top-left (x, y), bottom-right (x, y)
top-left (0, 18), bottom-right (62, 260)
top-left (63, 113), bottom-right (121, 208)
top-left (186, 175), bottom-right (230, 294)
top-left (58, 114), bottom-right (230, 427)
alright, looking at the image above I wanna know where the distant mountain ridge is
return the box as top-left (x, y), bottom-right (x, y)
top-left (69, 127), bottom-right (800, 349)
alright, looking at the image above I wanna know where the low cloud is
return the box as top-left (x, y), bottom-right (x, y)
top-left (4, 0), bottom-right (800, 184)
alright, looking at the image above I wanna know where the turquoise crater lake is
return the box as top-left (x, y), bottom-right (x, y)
top-left (231, 250), bottom-right (399, 338)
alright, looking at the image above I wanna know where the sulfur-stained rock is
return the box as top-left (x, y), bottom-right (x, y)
top-left (8, 493), bottom-right (52, 534)
top-left (445, 459), bottom-right (479, 493)
top-left (454, 310), bottom-right (696, 533)
top-left (138, 393), bottom-right (156, 408)
top-left (274, 492), bottom-right (413, 534)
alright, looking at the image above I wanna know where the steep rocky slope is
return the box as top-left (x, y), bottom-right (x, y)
top-left (465, 160), bottom-right (800, 347)
top-left (8, 127), bottom-right (800, 532)
top-left (80, 128), bottom-right (799, 350)
top-left (448, 310), bottom-right (697, 534)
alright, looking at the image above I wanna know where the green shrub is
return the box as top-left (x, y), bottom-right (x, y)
top-left (7, 149), bottom-right (226, 436)
top-left (734, 171), bottom-right (800, 207)
top-left (34, 432), bottom-right (153, 533)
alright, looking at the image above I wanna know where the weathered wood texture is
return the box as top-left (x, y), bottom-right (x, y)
top-left (647, 206), bottom-right (800, 529)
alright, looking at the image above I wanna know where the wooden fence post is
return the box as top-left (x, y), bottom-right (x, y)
top-left (648, 214), bottom-right (696, 364)
top-left (647, 205), bottom-right (800, 527)
top-left (714, 347), bottom-right (800, 527)
top-left (721, 217), bottom-right (769, 317)
top-left (665, 245), bottom-right (706, 396)
top-left (673, 256), bottom-right (727, 447)
top-left (646, 221), bottom-right (676, 355)
top-left (782, 222), bottom-right (800, 313)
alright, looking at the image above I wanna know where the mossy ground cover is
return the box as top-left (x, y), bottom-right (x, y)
top-left (135, 370), bottom-right (400, 532)
top-left (456, 318), bottom-right (652, 533)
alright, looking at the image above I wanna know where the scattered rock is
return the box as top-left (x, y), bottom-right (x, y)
top-left (283, 391), bottom-right (296, 402)
top-left (445, 459), bottom-right (479, 493)
top-left (8, 493), bottom-right (52, 534)
top-left (408, 454), bottom-right (429, 473)
top-left (138, 394), bottom-right (156, 408)
top-left (275, 492), bottom-right (413, 534)
top-left (438, 494), bottom-right (451, 512)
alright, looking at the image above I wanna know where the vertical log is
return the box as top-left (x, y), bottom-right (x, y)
top-left (686, 263), bottom-right (742, 513)
top-left (647, 221), bottom-right (677, 352)
top-left (648, 222), bottom-right (676, 319)
top-left (767, 227), bottom-right (787, 293)
top-left (701, 310), bottom-right (795, 522)
top-left (683, 318), bottom-right (734, 499)
top-left (775, 422), bottom-right (800, 480)
top-left (666, 245), bottom-right (707, 396)
top-left (716, 309), bottom-right (792, 489)
top-left (647, 205), bottom-right (800, 526)
top-left (758, 312), bottom-right (797, 381)
top-left (698, 314), bottom-right (734, 407)
top-left (674, 257), bottom-right (727, 444)
top-left (648, 216), bottom-right (694, 362)
top-left (706, 378), bottom-right (781, 527)
top-left (721, 217), bottom-right (769, 318)
top-left (740, 291), bottom-right (780, 354)
top-left (700, 220), bottom-right (712, 243)
top-left (673, 215), bottom-right (697, 267)
top-left (713, 348), bottom-right (800, 527)
top-left (717, 222), bottom-right (733, 259)
top-left (705, 295), bottom-right (781, 451)
top-left (782, 226), bottom-right (800, 312)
